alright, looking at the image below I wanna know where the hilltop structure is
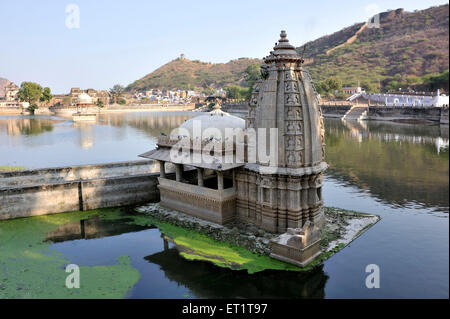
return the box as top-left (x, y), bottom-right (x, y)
top-left (140, 31), bottom-right (327, 267)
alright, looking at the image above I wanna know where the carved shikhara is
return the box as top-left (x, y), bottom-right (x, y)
top-left (236, 171), bottom-right (324, 233)
top-left (237, 31), bottom-right (327, 234)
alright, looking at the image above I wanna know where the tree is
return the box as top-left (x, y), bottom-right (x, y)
top-left (316, 76), bottom-right (343, 97)
top-left (324, 77), bottom-right (342, 92)
top-left (40, 87), bottom-right (53, 105)
top-left (17, 82), bottom-right (43, 108)
top-left (244, 63), bottom-right (261, 87)
top-left (225, 85), bottom-right (248, 100)
top-left (95, 100), bottom-right (105, 108)
top-left (244, 63), bottom-right (262, 99)
top-left (109, 84), bottom-right (125, 104)
top-left (361, 81), bottom-right (378, 93)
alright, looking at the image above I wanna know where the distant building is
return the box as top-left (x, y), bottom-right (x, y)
top-left (348, 90), bottom-right (449, 107)
top-left (5, 82), bottom-right (19, 101)
top-left (343, 86), bottom-right (363, 95)
top-left (51, 88), bottom-right (110, 107)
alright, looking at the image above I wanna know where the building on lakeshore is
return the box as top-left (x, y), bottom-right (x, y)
top-left (72, 93), bottom-right (97, 121)
top-left (5, 82), bottom-right (19, 101)
top-left (0, 82), bottom-right (30, 108)
top-left (342, 86), bottom-right (363, 95)
top-left (140, 31), bottom-right (327, 267)
top-left (51, 88), bottom-right (110, 107)
top-left (348, 90), bottom-right (449, 107)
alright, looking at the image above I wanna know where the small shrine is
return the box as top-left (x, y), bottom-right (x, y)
top-left (72, 93), bottom-right (97, 121)
top-left (140, 31), bottom-right (328, 267)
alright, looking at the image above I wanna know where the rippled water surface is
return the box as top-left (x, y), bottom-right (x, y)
top-left (0, 113), bottom-right (448, 298)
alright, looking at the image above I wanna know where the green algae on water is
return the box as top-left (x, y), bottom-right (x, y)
top-left (130, 206), bottom-right (378, 274)
top-left (130, 214), bottom-right (310, 274)
top-left (0, 209), bottom-right (140, 299)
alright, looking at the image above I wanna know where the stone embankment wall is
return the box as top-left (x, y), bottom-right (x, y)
top-left (0, 160), bottom-right (163, 220)
top-left (366, 106), bottom-right (443, 122)
top-left (440, 107), bottom-right (449, 124)
top-left (221, 102), bottom-right (249, 116)
top-left (222, 103), bottom-right (356, 119)
top-left (320, 105), bottom-right (352, 118)
top-left (50, 104), bottom-right (195, 115)
top-left (0, 107), bottom-right (23, 115)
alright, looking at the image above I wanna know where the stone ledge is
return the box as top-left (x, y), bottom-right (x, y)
top-left (136, 204), bottom-right (381, 262)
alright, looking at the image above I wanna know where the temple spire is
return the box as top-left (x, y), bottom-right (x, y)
top-left (264, 30), bottom-right (300, 63)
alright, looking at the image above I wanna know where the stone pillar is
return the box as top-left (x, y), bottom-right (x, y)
top-left (217, 171), bottom-right (224, 190)
top-left (197, 168), bottom-right (204, 186)
top-left (158, 161), bottom-right (166, 178)
top-left (175, 164), bottom-right (183, 182)
top-left (232, 169), bottom-right (236, 188)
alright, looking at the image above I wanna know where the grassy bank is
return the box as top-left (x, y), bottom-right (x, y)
top-left (0, 166), bottom-right (25, 172)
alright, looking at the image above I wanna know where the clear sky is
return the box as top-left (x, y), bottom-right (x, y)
top-left (0, 0), bottom-right (447, 93)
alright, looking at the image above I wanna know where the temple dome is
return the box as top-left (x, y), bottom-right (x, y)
top-left (174, 104), bottom-right (245, 141)
top-left (77, 93), bottom-right (93, 104)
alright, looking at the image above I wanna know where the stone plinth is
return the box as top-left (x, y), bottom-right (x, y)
top-left (157, 177), bottom-right (236, 225)
top-left (269, 221), bottom-right (321, 267)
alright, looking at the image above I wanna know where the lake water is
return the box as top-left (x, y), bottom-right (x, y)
top-left (0, 112), bottom-right (448, 298)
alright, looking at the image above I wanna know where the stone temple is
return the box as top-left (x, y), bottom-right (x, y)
top-left (140, 31), bottom-right (327, 267)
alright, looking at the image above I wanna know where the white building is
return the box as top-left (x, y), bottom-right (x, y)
top-left (343, 86), bottom-right (363, 95)
top-left (348, 90), bottom-right (449, 107)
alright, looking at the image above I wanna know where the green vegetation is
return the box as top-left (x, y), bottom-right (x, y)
top-left (225, 63), bottom-right (262, 100)
top-left (316, 76), bottom-right (343, 98)
top-left (0, 205), bottom-right (378, 297)
top-left (127, 58), bottom-right (262, 94)
top-left (0, 209), bottom-right (140, 298)
top-left (109, 84), bottom-right (125, 104)
top-left (40, 87), bottom-right (53, 105)
top-left (131, 215), bottom-right (301, 274)
top-left (95, 100), bottom-right (105, 108)
top-left (17, 82), bottom-right (52, 110)
top-left (384, 69), bottom-right (449, 92)
top-left (131, 207), bottom-right (377, 273)
top-left (225, 84), bottom-right (249, 100)
top-left (301, 5), bottom-right (449, 92)
top-left (125, 6), bottom-right (448, 96)
top-left (0, 165), bottom-right (25, 172)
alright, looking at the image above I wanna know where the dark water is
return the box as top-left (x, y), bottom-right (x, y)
top-left (1, 113), bottom-right (448, 298)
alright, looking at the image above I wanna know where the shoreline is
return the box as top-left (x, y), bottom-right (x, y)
top-left (1, 104), bottom-right (448, 124)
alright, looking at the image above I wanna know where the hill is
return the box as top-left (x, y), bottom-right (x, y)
top-left (127, 5), bottom-right (449, 93)
top-left (0, 77), bottom-right (10, 98)
top-left (127, 57), bottom-right (262, 92)
top-left (298, 4), bottom-right (449, 91)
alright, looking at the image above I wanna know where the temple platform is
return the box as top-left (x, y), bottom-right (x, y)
top-left (72, 113), bottom-right (97, 121)
top-left (157, 177), bottom-right (236, 225)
